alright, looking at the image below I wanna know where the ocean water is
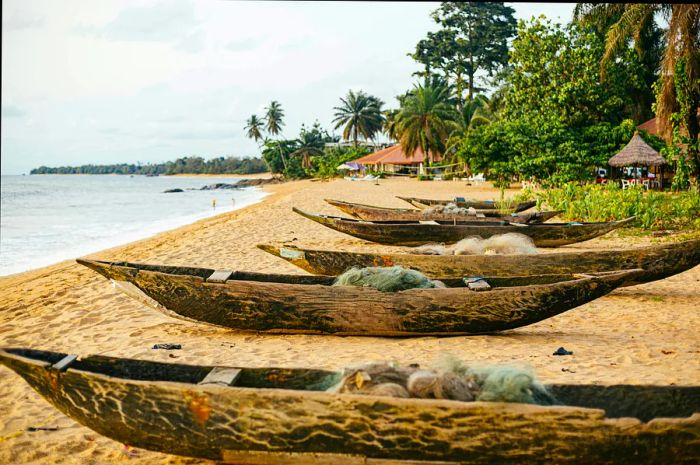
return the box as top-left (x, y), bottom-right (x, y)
top-left (0, 175), bottom-right (268, 276)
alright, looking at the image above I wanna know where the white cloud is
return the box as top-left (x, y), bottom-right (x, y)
top-left (2, 1), bottom-right (574, 174)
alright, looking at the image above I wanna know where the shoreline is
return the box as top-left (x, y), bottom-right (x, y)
top-left (0, 182), bottom-right (287, 282)
top-left (13, 172), bottom-right (273, 178)
top-left (0, 184), bottom-right (271, 279)
top-left (1, 177), bottom-right (698, 465)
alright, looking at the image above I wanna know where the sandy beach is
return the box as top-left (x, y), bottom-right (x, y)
top-left (1, 177), bottom-right (698, 465)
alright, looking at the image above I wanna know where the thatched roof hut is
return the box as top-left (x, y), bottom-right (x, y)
top-left (608, 131), bottom-right (667, 167)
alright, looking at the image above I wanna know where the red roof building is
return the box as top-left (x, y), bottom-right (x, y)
top-left (352, 144), bottom-right (442, 172)
top-left (637, 118), bottom-right (658, 135)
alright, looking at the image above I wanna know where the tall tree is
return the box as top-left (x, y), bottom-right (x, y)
top-left (445, 94), bottom-right (494, 162)
top-left (411, 2), bottom-right (516, 105)
top-left (332, 90), bottom-right (385, 145)
top-left (395, 81), bottom-right (459, 170)
top-left (291, 122), bottom-right (332, 168)
top-left (264, 100), bottom-right (286, 168)
top-left (573, 3), bottom-right (665, 122)
top-left (244, 114), bottom-right (264, 144)
top-left (383, 109), bottom-right (400, 141)
top-left (575, 3), bottom-right (700, 186)
top-left (264, 101), bottom-right (285, 136)
top-left (457, 17), bottom-right (639, 186)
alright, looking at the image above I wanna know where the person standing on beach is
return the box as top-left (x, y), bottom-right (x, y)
top-left (212, 199), bottom-right (216, 210)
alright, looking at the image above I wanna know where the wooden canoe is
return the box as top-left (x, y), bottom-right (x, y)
top-left (258, 239), bottom-right (700, 287)
top-left (398, 196), bottom-right (537, 212)
top-left (325, 199), bottom-right (561, 224)
top-left (2, 348), bottom-right (699, 464)
top-left (293, 208), bottom-right (635, 247)
top-left (77, 258), bottom-right (638, 336)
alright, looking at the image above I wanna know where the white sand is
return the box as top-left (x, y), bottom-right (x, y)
top-left (1, 177), bottom-right (698, 464)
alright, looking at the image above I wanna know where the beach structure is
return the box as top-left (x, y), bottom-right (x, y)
top-left (350, 144), bottom-right (443, 175)
top-left (77, 258), bottom-right (637, 336)
top-left (293, 208), bottom-right (634, 247)
top-left (2, 348), bottom-right (699, 464)
top-left (608, 131), bottom-right (667, 189)
top-left (258, 238), bottom-right (700, 286)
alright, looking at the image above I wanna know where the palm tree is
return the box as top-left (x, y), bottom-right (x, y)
top-left (264, 101), bottom-right (285, 136)
top-left (575, 4), bottom-right (700, 183)
top-left (332, 90), bottom-right (385, 145)
top-left (444, 94), bottom-right (495, 164)
top-left (291, 137), bottom-right (324, 169)
top-left (395, 81), bottom-right (459, 171)
top-left (264, 100), bottom-right (286, 169)
top-left (383, 109), bottom-right (401, 142)
top-left (244, 115), bottom-right (264, 144)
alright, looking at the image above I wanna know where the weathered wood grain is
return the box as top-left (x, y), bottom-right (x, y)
top-left (397, 197), bottom-right (537, 212)
top-left (325, 199), bottom-right (561, 224)
top-left (77, 259), bottom-right (638, 336)
top-left (1, 348), bottom-right (699, 464)
top-left (257, 239), bottom-right (700, 287)
top-left (293, 208), bottom-right (635, 247)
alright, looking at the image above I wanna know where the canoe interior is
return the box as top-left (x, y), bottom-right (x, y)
top-left (300, 212), bottom-right (623, 228)
top-left (4, 348), bottom-right (700, 422)
top-left (4, 348), bottom-right (337, 391)
top-left (79, 259), bottom-right (627, 289)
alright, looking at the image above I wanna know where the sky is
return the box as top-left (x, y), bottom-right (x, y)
top-left (1, 1), bottom-right (575, 175)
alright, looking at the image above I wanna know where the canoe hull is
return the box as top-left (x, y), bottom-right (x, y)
top-left (398, 196), bottom-right (537, 212)
top-left (325, 199), bottom-right (560, 224)
top-left (258, 239), bottom-right (700, 287)
top-left (78, 259), bottom-right (637, 336)
top-left (294, 208), bottom-right (634, 247)
top-left (1, 348), bottom-right (699, 465)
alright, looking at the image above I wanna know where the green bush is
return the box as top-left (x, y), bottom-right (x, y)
top-left (307, 146), bottom-right (371, 179)
top-left (417, 175), bottom-right (434, 181)
top-left (537, 183), bottom-right (700, 231)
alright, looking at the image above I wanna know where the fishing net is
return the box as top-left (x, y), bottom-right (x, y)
top-left (333, 266), bottom-right (438, 292)
top-left (325, 359), bottom-right (556, 406)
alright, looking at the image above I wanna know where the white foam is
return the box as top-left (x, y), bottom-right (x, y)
top-left (0, 175), bottom-right (269, 276)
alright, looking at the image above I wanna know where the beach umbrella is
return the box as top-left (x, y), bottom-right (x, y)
top-left (337, 162), bottom-right (363, 171)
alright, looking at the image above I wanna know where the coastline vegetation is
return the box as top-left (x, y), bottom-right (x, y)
top-left (245, 3), bottom-right (698, 193)
top-left (33, 3), bottom-right (699, 198)
top-left (30, 156), bottom-right (267, 176)
top-left (536, 183), bottom-right (700, 231)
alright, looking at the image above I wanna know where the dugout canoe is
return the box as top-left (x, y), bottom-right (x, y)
top-left (398, 196), bottom-right (537, 212)
top-left (325, 199), bottom-right (561, 224)
top-left (293, 208), bottom-right (635, 247)
top-left (77, 258), bottom-right (638, 336)
top-left (258, 238), bottom-right (700, 287)
top-left (2, 348), bottom-right (699, 465)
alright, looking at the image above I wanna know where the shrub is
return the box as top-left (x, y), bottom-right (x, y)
top-left (537, 183), bottom-right (700, 231)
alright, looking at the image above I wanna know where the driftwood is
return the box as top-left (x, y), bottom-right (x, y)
top-left (325, 199), bottom-right (561, 224)
top-left (293, 208), bottom-right (635, 247)
top-left (78, 259), bottom-right (637, 336)
top-left (2, 348), bottom-right (699, 464)
top-left (397, 196), bottom-right (536, 212)
top-left (258, 239), bottom-right (700, 287)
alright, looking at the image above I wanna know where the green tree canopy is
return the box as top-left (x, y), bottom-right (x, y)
top-left (573, 3), bottom-right (664, 123)
top-left (457, 17), bottom-right (641, 186)
top-left (264, 100), bottom-right (285, 136)
top-left (411, 2), bottom-right (516, 104)
top-left (575, 3), bottom-right (700, 187)
top-left (332, 90), bottom-right (385, 144)
top-left (395, 80), bottom-right (459, 169)
top-left (244, 114), bottom-right (264, 143)
top-left (291, 121), bottom-right (337, 168)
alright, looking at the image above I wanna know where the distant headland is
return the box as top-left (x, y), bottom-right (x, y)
top-left (30, 155), bottom-right (267, 175)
